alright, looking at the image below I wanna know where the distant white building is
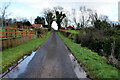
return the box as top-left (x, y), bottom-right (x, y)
top-left (118, 1), bottom-right (120, 23)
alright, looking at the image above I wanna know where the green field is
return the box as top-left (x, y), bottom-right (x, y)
top-left (65, 30), bottom-right (79, 34)
top-left (1, 31), bottom-right (51, 73)
top-left (57, 32), bottom-right (120, 79)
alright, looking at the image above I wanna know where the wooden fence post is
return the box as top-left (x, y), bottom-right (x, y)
top-left (26, 30), bottom-right (27, 36)
top-left (29, 30), bottom-right (31, 35)
top-left (15, 29), bottom-right (17, 37)
top-left (22, 30), bottom-right (23, 37)
top-left (6, 28), bottom-right (8, 38)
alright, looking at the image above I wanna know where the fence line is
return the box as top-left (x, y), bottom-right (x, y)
top-left (0, 27), bottom-right (35, 38)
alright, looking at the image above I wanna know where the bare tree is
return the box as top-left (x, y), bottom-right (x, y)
top-left (0, 16), bottom-right (2, 27)
top-left (72, 7), bottom-right (95, 29)
top-left (12, 18), bottom-right (17, 27)
top-left (79, 6), bottom-right (90, 28)
top-left (62, 10), bottom-right (71, 28)
top-left (88, 9), bottom-right (99, 26)
top-left (53, 6), bottom-right (64, 13)
top-left (43, 8), bottom-right (55, 30)
top-left (72, 9), bottom-right (80, 29)
top-left (0, 2), bottom-right (11, 27)
top-left (53, 6), bottom-right (66, 30)
top-left (99, 15), bottom-right (109, 21)
top-left (63, 17), bottom-right (68, 28)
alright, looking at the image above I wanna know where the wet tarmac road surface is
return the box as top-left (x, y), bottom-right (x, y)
top-left (17, 31), bottom-right (78, 78)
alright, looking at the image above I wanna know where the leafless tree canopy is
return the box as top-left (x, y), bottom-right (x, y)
top-left (72, 9), bottom-right (79, 29)
top-left (0, 2), bottom-right (11, 27)
top-left (71, 6), bottom-right (109, 29)
top-left (79, 6), bottom-right (90, 28)
top-left (62, 17), bottom-right (68, 28)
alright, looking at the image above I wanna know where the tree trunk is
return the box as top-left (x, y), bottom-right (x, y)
top-left (48, 23), bottom-right (52, 31)
top-left (57, 23), bottom-right (61, 31)
top-left (1, 18), bottom-right (3, 27)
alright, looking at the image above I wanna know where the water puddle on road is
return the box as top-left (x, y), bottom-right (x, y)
top-left (69, 53), bottom-right (88, 79)
top-left (0, 50), bottom-right (37, 79)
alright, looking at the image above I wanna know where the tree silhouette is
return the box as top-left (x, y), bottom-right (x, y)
top-left (46, 12), bottom-right (55, 30)
top-left (55, 11), bottom-right (66, 30)
top-left (34, 16), bottom-right (45, 25)
top-left (0, 2), bottom-right (11, 27)
top-left (44, 9), bottom-right (55, 30)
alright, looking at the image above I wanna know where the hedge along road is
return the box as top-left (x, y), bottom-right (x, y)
top-left (11, 31), bottom-right (79, 78)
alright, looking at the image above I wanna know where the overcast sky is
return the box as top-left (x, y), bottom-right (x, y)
top-left (0, 0), bottom-right (119, 23)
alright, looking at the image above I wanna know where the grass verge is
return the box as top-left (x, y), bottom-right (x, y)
top-left (57, 32), bottom-right (120, 79)
top-left (65, 30), bottom-right (79, 34)
top-left (1, 31), bottom-right (51, 73)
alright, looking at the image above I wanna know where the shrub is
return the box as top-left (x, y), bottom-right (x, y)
top-left (114, 38), bottom-right (120, 60)
top-left (60, 29), bottom-right (120, 61)
top-left (76, 29), bottom-right (119, 60)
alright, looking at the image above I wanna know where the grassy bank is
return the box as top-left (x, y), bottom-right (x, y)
top-left (65, 30), bottom-right (79, 34)
top-left (1, 31), bottom-right (51, 73)
top-left (57, 32), bottom-right (120, 79)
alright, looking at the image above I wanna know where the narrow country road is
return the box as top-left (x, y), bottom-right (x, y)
top-left (17, 31), bottom-right (78, 78)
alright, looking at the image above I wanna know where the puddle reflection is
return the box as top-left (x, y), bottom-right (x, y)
top-left (2, 51), bottom-right (37, 78)
top-left (69, 54), bottom-right (87, 78)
